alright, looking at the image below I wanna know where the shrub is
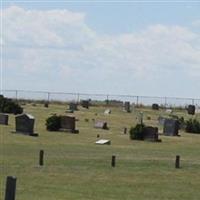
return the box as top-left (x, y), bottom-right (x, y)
top-left (46, 115), bottom-right (61, 131)
top-left (185, 119), bottom-right (200, 134)
top-left (0, 95), bottom-right (23, 114)
top-left (129, 123), bottom-right (145, 140)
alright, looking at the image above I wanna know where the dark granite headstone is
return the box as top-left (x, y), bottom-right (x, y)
top-left (69, 102), bottom-right (78, 111)
top-left (15, 114), bottom-right (36, 136)
top-left (152, 103), bottom-right (159, 110)
top-left (94, 121), bottom-right (108, 130)
top-left (143, 126), bottom-right (160, 142)
top-left (60, 116), bottom-right (79, 133)
top-left (124, 101), bottom-right (131, 112)
top-left (81, 100), bottom-right (89, 109)
top-left (0, 113), bottom-right (8, 125)
top-left (188, 105), bottom-right (195, 115)
top-left (44, 102), bottom-right (49, 108)
top-left (163, 119), bottom-right (179, 136)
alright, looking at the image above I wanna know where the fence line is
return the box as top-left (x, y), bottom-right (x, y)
top-left (1, 89), bottom-right (200, 107)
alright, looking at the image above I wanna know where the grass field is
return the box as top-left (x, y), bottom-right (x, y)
top-left (1, 103), bottom-right (200, 200)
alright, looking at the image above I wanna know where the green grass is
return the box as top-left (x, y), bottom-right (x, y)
top-left (1, 104), bottom-right (200, 200)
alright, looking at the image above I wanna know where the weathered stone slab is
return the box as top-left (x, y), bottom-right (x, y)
top-left (69, 102), bottom-right (78, 111)
top-left (187, 105), bottom-right (195, 115)
top-left (81, 100), bottom-right (89, 109)
top-left (143, 126), bottom-right (160, 142)
top-left (60, 116), bottom-right (79, 133)
top-left (94, 121), bottom-right (108, 130)
top-left (95, 139), bottom-right (111, 145)
top-left (104, 109), bottom-right (111, 115)
top-left (0, 113), bottom-right (8, 125)
top-left (152, 103), bottom-right (159, 110)
top-left (124, 101), bottom-right (131, 113)
top-left (163, 119), bottom-right (179, 136)
top-left (15, 113), bottom-right (38, 136)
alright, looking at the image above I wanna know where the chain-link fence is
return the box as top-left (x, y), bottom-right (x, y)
top-left (1, 89), bottom-right (200, 108)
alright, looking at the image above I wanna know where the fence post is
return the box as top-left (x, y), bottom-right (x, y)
top-left (136, 96), bottom-right (139, 107)
top-left (106, 94), bottom-right (109, 105)
top-left (4, 176), bottom-right (17, 200)
top-left (47, 92), bottom-right (50, 102)
top-left (175, 155), bottom-right (180, 169)
top-left (111, 155), bottom-right (116, 167)
top-left (39, 150), bottom-right (44, 166)
top-left (15, 90), bottom-right (18, 101)
top-left (77, 93), bottom-right (80, 103)
top-left (165, 97), bottom-right (167, 108)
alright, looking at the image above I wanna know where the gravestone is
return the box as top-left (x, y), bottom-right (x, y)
top-left (94, 121), bottom-right (108, 130)
top-left (44, 102), bottom-right (49, 108)
top-left (104, 109), bottom-right (111, 115)
top-left (124, 101), bottom-right (131, 113)
top-left (163, 119), bottom-right (179, 136)
top-left (81, 100), bottom-right (89, 109)
top-left (69, 102), bottom-right (78, 111)
top-left (158, 116), bottom-right (166, 126)
top-left (0, 113), bottom-right (8, 125)
top-left (152, 103), bottom-right (159, 110)
top-left (60, 116), bottom-right (79, 133)
top-left (188, 105), bottom-right (195, 115)
top-left (143, 126), bottom-right (160, 142)
top-left (15, 114), bottom-right (38, 136)
top-left (95, 139), bottom-right (111, 145)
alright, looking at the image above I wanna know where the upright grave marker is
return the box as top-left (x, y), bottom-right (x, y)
top-left (163, 119), bottom-right (179, 136)
top-left (187, 105), bottom-right (195, 115)
top-left (81, 100), bottom-right (89, 109)
top-left (69, 102), bottom-right (78, 111)
top-left (94, 121), bottom-right (108, 130)
top-left (60, 116), bottom-right (79, 133)
top-left (0, 113), bottom-right (9, 125)
top-left (152, 103), bottom-right (159, 110)
top-left (14, 114), bottom-right (38, 136)
top-left (124, 101), bottom-right (131, 113)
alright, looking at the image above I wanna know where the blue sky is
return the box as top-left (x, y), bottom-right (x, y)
top-left (1, 1), bottom-right (200, 98)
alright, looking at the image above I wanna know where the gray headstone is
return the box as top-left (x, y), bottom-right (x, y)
top-left (81, 100), bottom-right (89, 109)
top-left (94, 121), bottom-right (108, 130)
top-left (104, 109), bottom-right (111, 115)
top-left (143, 126), bottom-right (160, 142)
top-left (152, 103), bottom-right (159, 110)
top-left (69, 102), bottom-right (78, 111)
top-left (15, 114), bottom-right (35, 135)
top-left (0, 113), bottom-right (8, 125)
top-left (124, 101), bottom-right (131, 113)
top-left (187, 105), bottom-right (195, 115)
top-left (60, 116), bottom-right (79, 133)
top-left (163, 119), bottom-right (179, 136)
top-left (158, 116), bottom-right (166, 126)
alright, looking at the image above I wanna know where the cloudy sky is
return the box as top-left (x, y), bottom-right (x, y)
top-left (1, 1), bottom-right (200, 98)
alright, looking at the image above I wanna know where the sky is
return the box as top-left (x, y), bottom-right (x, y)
top-left (1, 0), bottom-right (200, 98)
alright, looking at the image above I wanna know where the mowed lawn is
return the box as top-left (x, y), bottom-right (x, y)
top-left (0, 103), bottom-right (200, 200)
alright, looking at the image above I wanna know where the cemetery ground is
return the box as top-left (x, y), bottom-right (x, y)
top-left (1, 103), bottom-right (200, 200)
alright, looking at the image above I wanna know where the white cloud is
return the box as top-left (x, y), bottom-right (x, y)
top-left (2, 6), bottom-right (200, 94)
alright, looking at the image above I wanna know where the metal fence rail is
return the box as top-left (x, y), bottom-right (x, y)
top-left (1, 89), bottom-right (200, 107)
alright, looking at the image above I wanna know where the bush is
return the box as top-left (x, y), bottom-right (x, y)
top-left (129, 124), bottom-right (145, 140)
top-left (185, 119), bottom-right (200, 134)
top-left (46, 115), bottom-right (61, 131)
top-left (0, 95), bottom-right (23, 114)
